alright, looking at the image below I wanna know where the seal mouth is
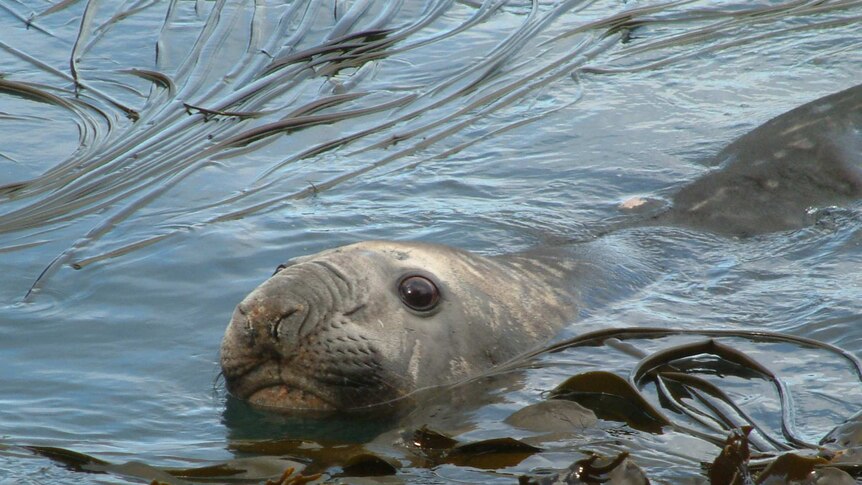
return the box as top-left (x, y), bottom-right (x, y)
top-left (224, 360), bottom-right (337, 412)
top-left (247, 383), bottom-right (335, 411)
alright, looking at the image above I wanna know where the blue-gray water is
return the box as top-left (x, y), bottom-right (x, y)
top-left (0, 1), bottom-right (861, 483)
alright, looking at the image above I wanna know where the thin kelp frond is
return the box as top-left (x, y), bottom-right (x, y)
top-left (631, 339), bottom-right (818, 451)
top-left (2, 1), bottom-right (858, 296)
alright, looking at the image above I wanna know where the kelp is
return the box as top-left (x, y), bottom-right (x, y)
top-left (708, 427), bottom-right (754, 485)
top-left (3, 1), bottom-right (862, 483)
top-left (519, 452), bottom-right (650, 485)
top-left (2, 0), bottom-right (859, 297)
top-left (706, 427), bottom-right (857, 485)
top-left (496, 327), bottom-right (861, 447)
top-left (481, 326), bottom-right (862, 482)
top-left (548, 370), bottom-right (671, 433)
top-left (23, 442), bottom-right (322, 483)
top-left (409, 426), bottom-right (542, 470)
top-left (19, 325), bottom-right (862, 483)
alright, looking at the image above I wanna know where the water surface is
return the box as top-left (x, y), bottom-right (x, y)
top-left (1, 0), bottom-right (861, 483)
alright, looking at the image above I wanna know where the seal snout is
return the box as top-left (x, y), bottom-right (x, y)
top-left (234, 296), bottom-right (304, 342)
top-left (220, 257), bottom-right (399, 411)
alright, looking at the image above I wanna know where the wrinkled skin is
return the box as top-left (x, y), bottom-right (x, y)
top-left (220, 241), bottom-right (578, 411)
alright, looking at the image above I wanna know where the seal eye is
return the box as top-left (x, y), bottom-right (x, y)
top-left (273, 263), bottom-right (288, 276)
top-left (398, 276), bottom-right (440, 312)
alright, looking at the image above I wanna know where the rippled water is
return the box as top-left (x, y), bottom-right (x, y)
top-left (0, 1), bottom-right (861, 483)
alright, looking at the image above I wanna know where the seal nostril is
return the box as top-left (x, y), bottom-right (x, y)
top-left (237, 303), bottom-right (249, 317)
top-left (271, 308), bottom-right (299, 340)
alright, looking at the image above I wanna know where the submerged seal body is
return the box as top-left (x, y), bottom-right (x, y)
top-left (665, 84), bottom-right (862, 236)
top-left (221, 84), bottom-right (862, 412)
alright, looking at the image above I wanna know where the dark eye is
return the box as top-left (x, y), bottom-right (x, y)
top-left (272, 263), bottom-right (288, 276)
top-left (398, 275), bottom-right (440, 312)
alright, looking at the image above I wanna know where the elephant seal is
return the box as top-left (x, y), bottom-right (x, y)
top-left (220, 240), bottom-right (642, 411)
top-left (219, 241), bottom-right (579, 411)
top-left (221, 84), bottom-right (862, 412)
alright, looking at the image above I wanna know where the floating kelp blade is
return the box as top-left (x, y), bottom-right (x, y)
top-left (408, 426), bottom-right (541, 470)
top-left (706, 427), bottom-right (858, 485)
top-left (519, 452), bottom-right (650, 485)
top-left (333, 453), bottom-right (398, 477)
top-left (548, 370), bottom-right (670, 433)
top-left (630, 339), bottom-right (773, 385)
top-left (537, 328), bottom-right (862, 431)
top-left (264, 28), bottom-right (395, 74)
top-left (411, 425), bottom-right (459, 450)
top-left (631, 338), bottom-right (818, 450)
top-left (655, 372), bottom-right (793, 452)
top-left (504, 399), bottom-right (598, 432)
top-left (24, 445), bottom-right (109, 473)
top-left (227, 438), bottom-right (377, 475)
top-left (446, 437), bottom-right (542, 469)
top-left (537, 328), bottom-right (862, 382)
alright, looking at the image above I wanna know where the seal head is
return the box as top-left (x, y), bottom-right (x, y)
top-left (220, 240), bottom-right (575, 412)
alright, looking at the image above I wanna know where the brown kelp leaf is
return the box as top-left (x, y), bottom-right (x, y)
top-left (26, 446), bottom-right (192, 484)
top-left (632, 340), bottom-right (773, 385)
top-left (411, 426), bottom-right (459, 450)
top-left (445, 437), bottom-right (542, 469)
top-left (217, 94), bottom-right (414, 148)
top-left (24, 445), bottom-right (109, 472)
top-left (519, 452), bottom-right (649, 485)
top-left (336, 453), bottom-right (398, 477)
top-left (164, 463), bottom-right (245, 479)
top-left (264, 28), bottom-right (393, 72)
top-left (0, 79), bottom-right (76, 108)
top-left (450, 437), bottom-right (541, 455)
top-left (708, 427), bottom-right (754, 485)
top-left (505, 399), bottom-right (598, 432)
top-left (230, 437), bottom-right (393, 478)
top-left (162, 457), bottom-right (308, 482)
top-left (123, 68), bottom-right (175, 94)
top-left (228, 438), bottom-right (365, 472)
top-left (409, 427), bottom-right (541, 469)
top-left (549, 371), bottom-right (670, 433)
top-left (229, 438), bottom-right (317, 455)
